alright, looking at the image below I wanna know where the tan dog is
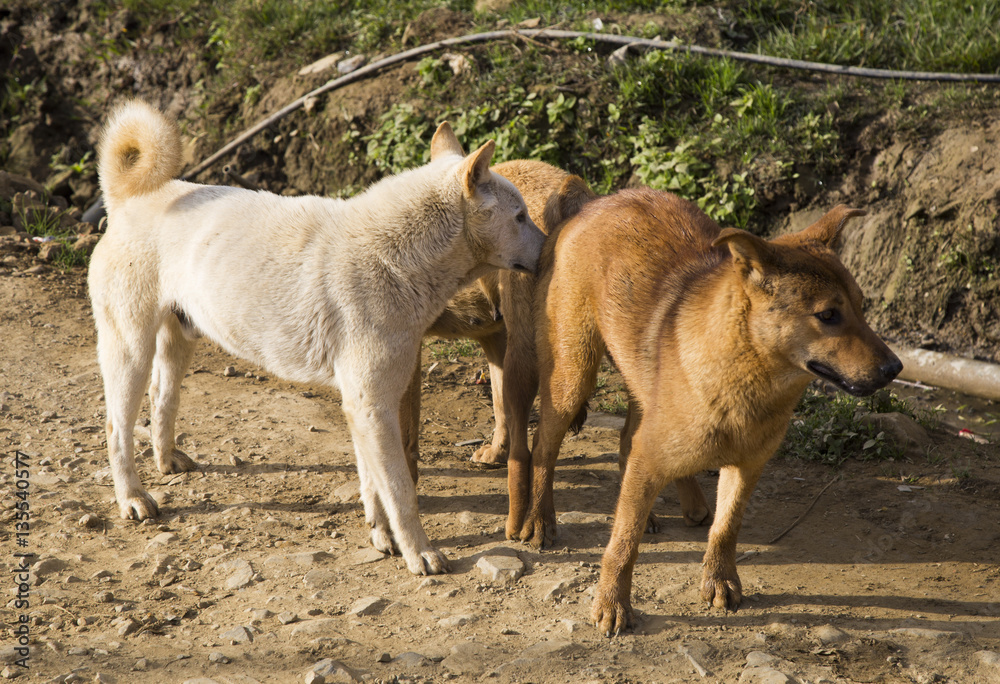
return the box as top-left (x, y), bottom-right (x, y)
top-left (398, 154), bottom-right (712, 536)
top-left (89, 101), bottom-right (544, 575)
top-left (518, 189), bottom-right (901, 635)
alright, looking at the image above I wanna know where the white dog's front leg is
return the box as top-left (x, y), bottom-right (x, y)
top-left (342, 390), bottom-right (450, 575)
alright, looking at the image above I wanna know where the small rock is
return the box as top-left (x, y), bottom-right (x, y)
top-left (304, 673), bottom-right (325, 684)
top-left (94, 590), bottom-right (114, 603)
top-left (376, 653), bottom-right (391, 663)
top-left (291, 551), bottom-right (332, 566)
top-left (438, 614), bottom-right (477, 628)
top-left (349, 596), bottom-right (389, 617)
top-left (337, 55), bottom-right (366, 74)
top-left (31, 557), bottom-right (68, 576)
top-left (441, 642), bottom-right (488, 676)
top-left (72, 233), bottom-right (101, 255)
top-left (519, 639), bottom-right (584, 659)
top-left (560, 619), bottom-right (584, 634)
top-left (93, 673), bottom-right (116, 684)
top-left (37, 241), bottom-right (64, 262)
top-left (222, 366), bottom-right (238, 377)
top-left (303, 569), bottom-right (338, 589)
top-left (224, 560), bottom-right (254, 590)
top-left (890, 627), bottom-right (962, 640)
top-left (208, 652), bottom-right (229, 664)
top-left (813, 624), bottom-right (849, 646)
top-left (249, 608), bottom-right (272, 621)
top-left (350, 548), bottom-right (387, 565)
top-left (229, 454), bottom-right (242, 466)
top-left (541, 577), bottom-right (579, 601)
top-left (310, 658), bottom-right (356, 682)
top-left (220, 625), bottom-right (253, 645)
top-left (476, 549), bottom-right (524, 583)
top-left (607, 45), bottom-right (630, 67)
top-left (79, 513), bottom-right (103, 529)
top-left (298, 52), bottom-right (344, 76)
top-left (68, 647), bottom-right (89, 656)
top-left (116, 618), bottom-right (140, 637)
top-left (333, 481), bottom-right (361, 503)
top-left (145, 532), bottom-right (178, 550)
top-left (393, 652), bottom-right (431, 668)
top-left (133, 658), bottom-right (148, 671)
top-left (277, 611), bottom-right (298, 625)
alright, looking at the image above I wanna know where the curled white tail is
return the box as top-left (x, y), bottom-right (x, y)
top-left (98, 100), bottom-right (182, 212)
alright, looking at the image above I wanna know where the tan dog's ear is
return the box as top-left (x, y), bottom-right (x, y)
top-left (543, 175), bottom-right (597, 232)
top-left (799, 205), bottom-right (866, 249)
top-left (459, 140), bottom-right (495, 198)
top-left (431, 121), bottom-right (465, 160)
top-left (713, 228), bottom-right (776, 281)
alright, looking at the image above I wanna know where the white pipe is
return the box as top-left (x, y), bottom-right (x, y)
top-left (891, 345), bottom-right (1000, 402)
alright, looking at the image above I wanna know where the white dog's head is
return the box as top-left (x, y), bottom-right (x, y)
top-left (432, 122), bottom-right (545, 275)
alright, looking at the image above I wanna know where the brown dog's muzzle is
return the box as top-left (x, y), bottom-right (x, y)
top-left (808, 348), bottom-right (903, 397)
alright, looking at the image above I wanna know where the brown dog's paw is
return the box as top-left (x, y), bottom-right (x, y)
top-left (370, 526), bottom-right (397, 556)
top-left (591, 590), bottom-right (634, 637)
top-left (645, 512), bottom-right (660, 534)
top-left (700, 571), bottom-right (743, 611)
top-left (158, 448), bottom-right (198, 475)
top-left (681, 503), bottom-right (711, 527)
top-left (118, 491), bottom-right (160, 521)
top-left (518, 513), bottom-right (556, 549)
top-left (470, 443), bottom-right (508, 465)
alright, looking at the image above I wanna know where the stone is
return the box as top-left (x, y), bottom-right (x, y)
top-left (223, 559), bottom-right (254, 590)
top-left (333, 481), bottom-right (360, 503)
top-left (31, 557), bottom-right (68, 576)
top-left (71, 234), bottom-right (101, 255)
top-left (37, 241), bottom-right (64, 262)
top-left (289, 618), bottom-right (345, 639)
top-left (302, 569), bottom-right (338, 589)
top-left (350, 548), bottom-right (387, 565)
top-left (861, 412), bottom-right (932, 453)
top-left (812, 624), bottom-right (849, 646)
top-left (890, 627), bottom-right (962, 640)
top-left (145, 532), bottom-right (178, 550)
top-left (337, 55), bottom-right (366, 74)
top-left (208, 652), bottom-right (229, 664)
top-left (441, 642), bottom-right (488, 675)
top-left (220, 625), bottom-right (254, 644)
top-left (438, 613), bottom-right (477, 628)
top-left (519, 640), bottom-right (584, 659)
top-left (476, 548), bottom-right (525, 583)
top-left (79, 513), bottom-right (103, 529)
top-left (93, 590), bottom-right (114, 603)
top-left (116, 618), bottom-right (140, 637)
top-left (291, 551), bottom-right (332, 566)
top-left (298, 52), bottom-right (344, 76)
top-left (277, 611), bottom-right (298, 625)
top-left (222, 366), bottom-right (238, 377)
top-left (349, 596), bottom-right (389, 617)
top-left (541, 577), bottom-right (579, 601)
top-left (393, 652), bottom-right (431, 668)
top-left (310, 659), bottom-right (356, 682)
top-left (93, 674), bottom-right (116, 684)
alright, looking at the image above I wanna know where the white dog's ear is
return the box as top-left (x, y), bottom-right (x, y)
top-left (431, 121), bottom-right (465, 160)
top-left (459, 140), bottom-right (495, 198)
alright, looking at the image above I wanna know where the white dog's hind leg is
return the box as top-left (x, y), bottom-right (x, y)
top-left (98, 324), bottom-right (160, 521)
top-left (341, 377), bottom-right (450, 575)
top-left (149, 315), bottom-right (199, 475)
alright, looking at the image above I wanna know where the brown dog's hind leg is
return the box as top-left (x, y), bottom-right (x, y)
top-left (618, 400), bottom-right (661, 533)
top-left (592, 445), bottom-right (666, 637)
top-left (399, 355), bottom-right (422, 485)
top-left (149, 315), bottom-right (198, 475)
top-left (700, 460), bottom-right (766, 611)
top-left (675, 476), bottom-right (711, 526)
top-left (471, 330), bottom-right (510, 465)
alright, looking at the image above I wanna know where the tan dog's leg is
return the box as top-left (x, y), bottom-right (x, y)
top-left (700, 460), bottom-right (766, 611)
top-left (97, 315), bottom-right (160, 520)
top-left (619, 402), bottom-right (710, 532)
top-left (592, 438), bottom-right (667, 636)
top-left (518, 307), bottom-right (604, 548)
top-left (399, 356), bottom-right (422, 485)
top-left (149, 315), bottom-right (198, 475)
top-left (470, 330), bottom-right (509, 464)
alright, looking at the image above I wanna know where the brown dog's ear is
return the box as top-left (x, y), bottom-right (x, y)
top-left (430, 121), bottom-right (465, 160)
top-left (542, 175), bottom-right (597, 231)
top-left (713, 228), bottom-right (776, 281)
top-left (459, 140), bottom-right (495, 198)
top-left (799, 205), bottom-right (866, 249)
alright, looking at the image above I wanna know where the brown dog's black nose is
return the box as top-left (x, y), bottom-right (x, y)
top-left (881, 357), bottom-right (903, 381)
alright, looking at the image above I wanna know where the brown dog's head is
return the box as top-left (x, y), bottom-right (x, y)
top-left (713, 206), bottom-right (902, 396)
top-left (430, 122), bottom-right (545, 275)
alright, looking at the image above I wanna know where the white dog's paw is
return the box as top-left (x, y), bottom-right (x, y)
top-left (370, 525), bottom-right (396, 555)
top-left (406, 548), bottom-right (450, 576)
top-left (118, 491), bottom-right (159, 521)
top-left (158, 448), bottom-right (198, 475)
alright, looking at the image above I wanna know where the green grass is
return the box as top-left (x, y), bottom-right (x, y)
top-left (15, 200), bottom-right (88, 270)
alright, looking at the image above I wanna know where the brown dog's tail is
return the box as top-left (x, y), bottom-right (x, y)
top-left (98, 99), bottom-right (182, 213)
top-left (543, 175), bottom-right (597, 231)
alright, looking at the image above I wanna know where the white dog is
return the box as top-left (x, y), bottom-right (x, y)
top-left (89, 100), bottom-right (544, 575)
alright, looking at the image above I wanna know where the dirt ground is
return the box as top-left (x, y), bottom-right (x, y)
top-left (1, 265), bottom-right (999, 684)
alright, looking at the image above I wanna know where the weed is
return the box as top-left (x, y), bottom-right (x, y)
top-left (426, 338), bottom-right (482, 361)
top-left (15, 203), bottom-right (88, 270)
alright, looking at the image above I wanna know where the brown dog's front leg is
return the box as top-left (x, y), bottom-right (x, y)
top-left (700, 461), bottom-right (765, 611)
top-left (592, 457), bottom-right (663, 637)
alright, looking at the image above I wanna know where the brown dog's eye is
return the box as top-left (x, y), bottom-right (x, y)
top-left (815, 309), bottom-right (840, 324)
top-left (517, 211), bottom-right (526, 223)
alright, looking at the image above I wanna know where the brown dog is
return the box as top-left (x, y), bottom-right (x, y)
top-left (399, 151), bottom-right (712, 536)
top-left (518, 189), bottom-right (902, 635)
